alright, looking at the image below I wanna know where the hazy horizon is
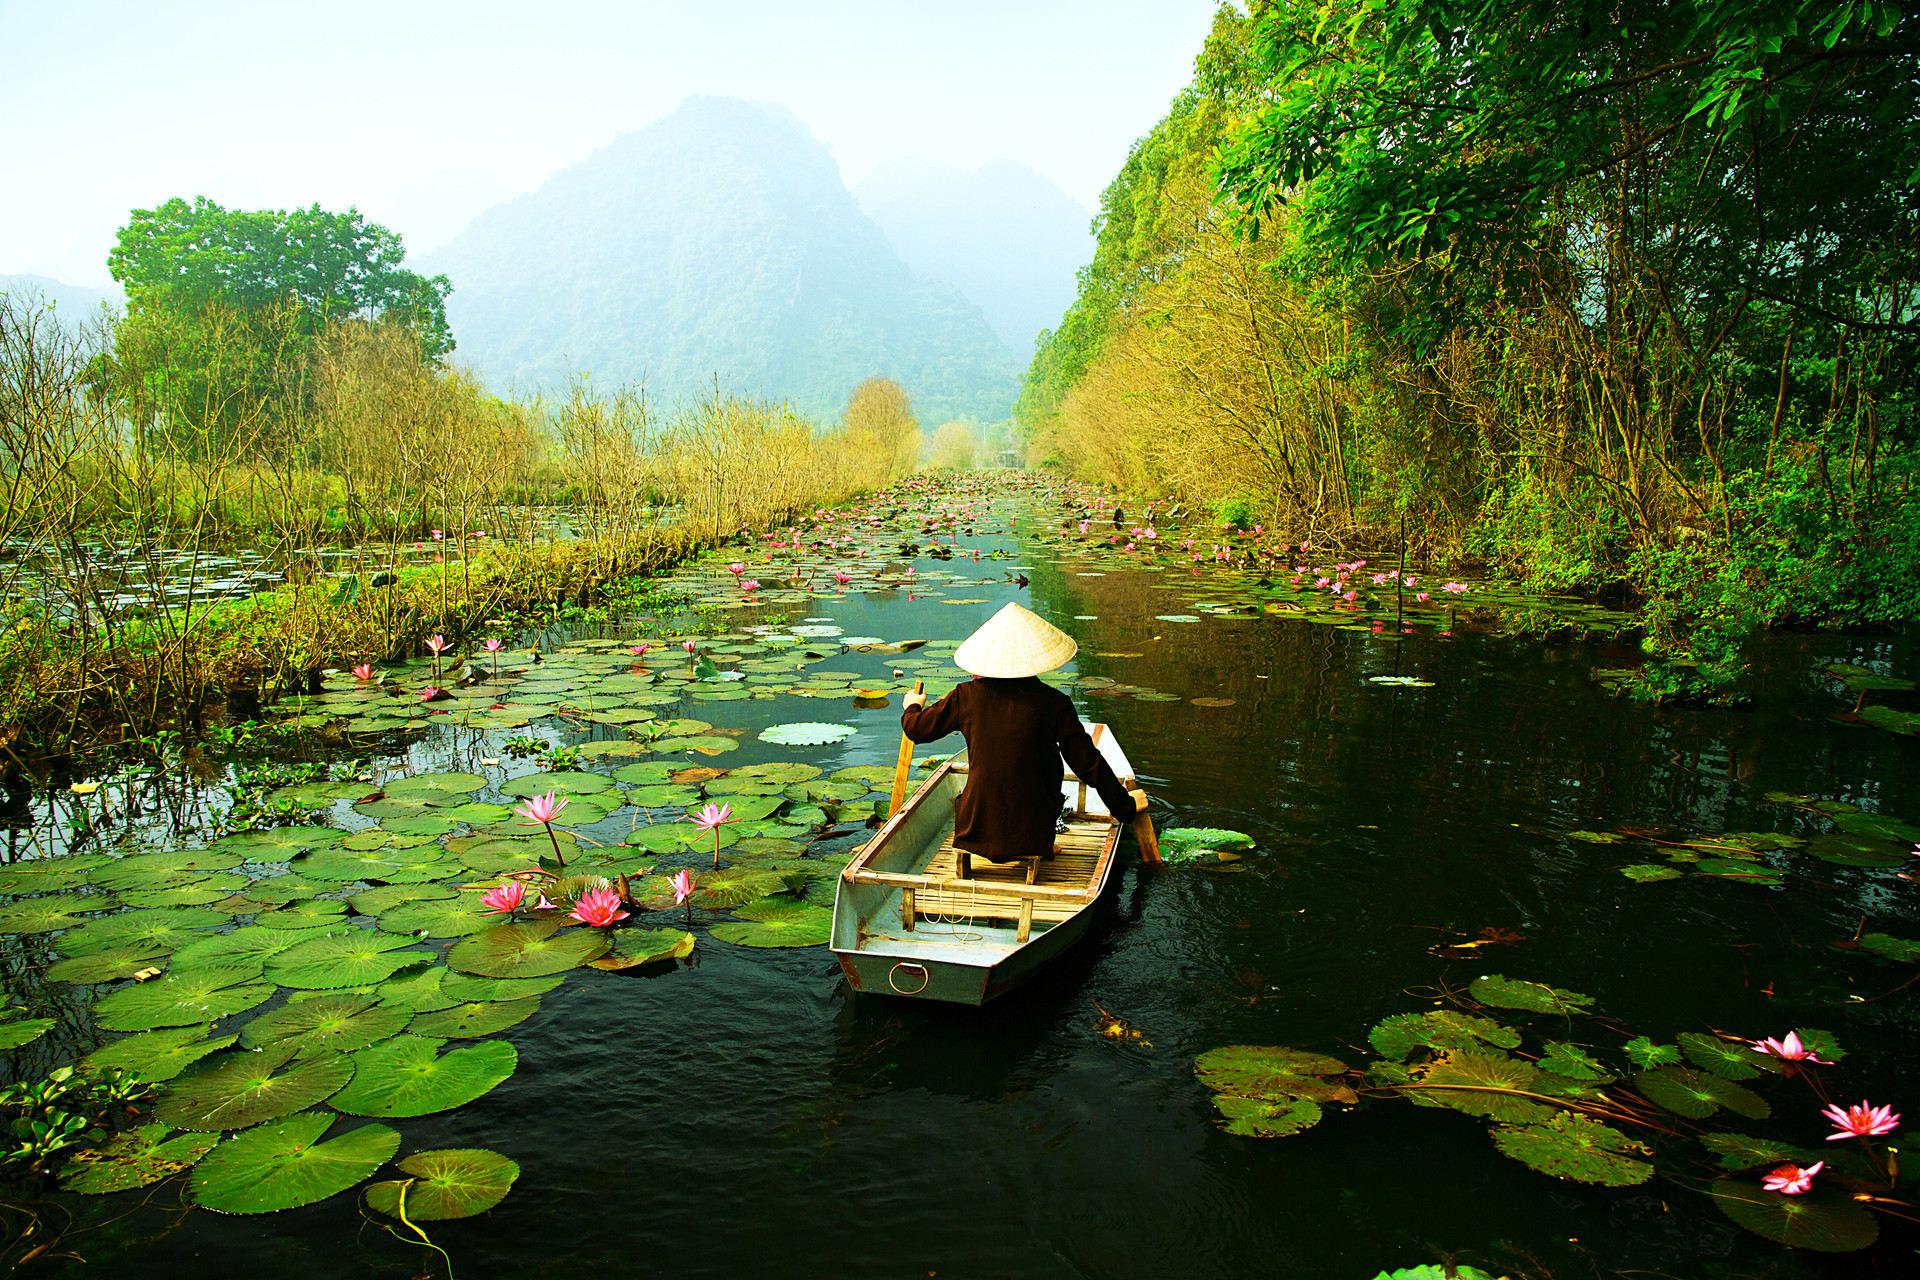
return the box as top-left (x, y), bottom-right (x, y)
top-left (0, 0), bottom-right (1221, 287)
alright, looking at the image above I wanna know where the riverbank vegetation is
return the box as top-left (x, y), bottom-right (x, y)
top-left (1017, 2), bottom-right (1920, 696)
top-left (0, 274), bottom-right (922, 762)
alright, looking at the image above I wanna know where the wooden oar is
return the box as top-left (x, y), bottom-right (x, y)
top-left (1127, 778), bottom-right (1162, 864)
top-left (888, 680), bottom-right (926, 818)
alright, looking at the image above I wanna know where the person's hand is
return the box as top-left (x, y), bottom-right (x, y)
top-left (902, 690), bottom-right (927, 711)
top-left (1127, 787), bottom-right (1149, 811)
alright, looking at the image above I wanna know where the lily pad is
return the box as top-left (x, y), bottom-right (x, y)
top-left (694, 869), bottom-right (788, 909)
top-left (501, 771), bottom-right (616, 799)
top-left (350, 884), bottom-right (457, 914)
top-left (83, 1025), bottom-right (238, 1082)
top-left (365, 1147), bottom-right (520, 1221)
top-left (386, 772), bottom-right (487, 796)
top-left (1806, 833), bottom-right (1910, 867)
top-left (376, 966), bottom-right (459, 1013)
top-left (1635, 1066), bottom-right (1770, 1119)
top-left (1491, 1113), bottom-right (1654, 1186)
top-left (375, 893), bottom-right (492, 939)
top-left (588, 928), bottom-right (695, 970)
top-left (1623, 1037), bottom-right (1682, 1067)
top-left (1194, 1045), bottom-right (1349, 1095)
top-left (1210, 1094), bottom-right (1322, 1138)
top-left (1700, 1132), bottom-right (1821, 1171)
top-left (0, 1018), bottom-right (55, 1049)
top-left (758, 723), bottom-right (857, 746)
top-left (1469, 974), bottom-right (1594, 1015)
top-left (47, 944), bottom-right (171, 984)
top-left (1709, 1178), bottom-right (1878, 1251)
top-left (1858, 933), bottom-right (1920, 963)
top-left (327, 1035), bottom-right (518, 1117)
top-left (447, 919), bottom-right (609, 977)
top-left (156, 1042), bottom-right (355, 1130)
top-left (94, 966), bottom-right (275, 1031)
top-left (266, 931), bottom-right (434, 990)
top-left (63, 1125), bottom-right (220, 1194)
top-left (240, 994), bottom-right (413, 1057)
top-left (1621, 864), bottom-right (1684, 882)
top-left (434, 974), bottom-right (562, 1005)
top-left (1679, 1031), bottom-right (1777, 1081)
top-left (1414, 1052), bottom-right (1554, 1124)
top-left (709, 900), bottom-right (832, 947)
top-left (190, 1110), bottom-right (400, 1214)
top-left (407, 997), bottom-right (540, 1038)
top-left (172, 925), bottom-right (341, 971)
top-left (0, 895), bottom-right (105, 934)
top-left (213, 827), bottom-right (348, 857)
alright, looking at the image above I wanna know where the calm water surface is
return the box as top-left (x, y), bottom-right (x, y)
top-left (37, 507), bottom-right (1920, 1279)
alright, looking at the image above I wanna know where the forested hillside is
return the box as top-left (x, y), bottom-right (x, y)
top-left (422, 96), bottom-right (1020, 423)
top-left (1019, 1), bottom-right (1920, 695)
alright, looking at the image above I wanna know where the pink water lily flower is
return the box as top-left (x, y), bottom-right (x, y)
top-left (426, 634), bottom-right (448, 653)
top-left (1762, 1161), bottom-right (1823, 1195)
top-left (482, 638), bottom-right (503, 653)
top-left (834, 571), bottom-right (852, 584)
top-left (1753, 1032), bottom-right (1834, 1064)
top-left (691, 802), bottom-right (736, 830)
top-left (1441, 581), bottom-right (1469, 594)
top-left (352, 664), bottom-right (376, 680)
top-left (514, 790), bottom-right (569, 826)
top-left (570, 886), bottom-right (630, 927)
top-left (682, 640), bottom-right (697, 654)
top-left (480, 879), bottom-right (526, 915)
top-left (629, 643), bottom-right (653, 657)
top-left (1416, 591), bottom-right (1431, 602)
top-left (727, 563), bottom-right (746, 575)
top-left (432, 529), bottom-right (444, 540)
top-left (670, 869), bottom-right (696, 905)
top-left (741, 579), bottom-right (761, 591)
top-left (1823, 1100), bottom-right (1900, 1139)
top-left (419, 685), bottom-right (443, 702)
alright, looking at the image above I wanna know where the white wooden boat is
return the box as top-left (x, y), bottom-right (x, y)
top-left (830, 723), bottom-right (1135, 1005)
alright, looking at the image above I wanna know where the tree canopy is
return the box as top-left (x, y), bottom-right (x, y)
top-left (110, 196), bottom-right (452, 357)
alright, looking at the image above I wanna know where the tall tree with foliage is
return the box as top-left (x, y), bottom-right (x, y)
top-left (106, 196), bottom-right (452, 457)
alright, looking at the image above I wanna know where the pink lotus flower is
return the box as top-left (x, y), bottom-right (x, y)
top-left (629, 643), bottom-right (653, 657)
top-left (514, 790), bottom-right (569, 826)
top-left (727, 563), bottom-right (745, 575)
top-left (1823, 1100), bottom-right (1900, 1140)
top-left (1416, 592), bottom-right (1431, 602)
top-left (1441, 581), bottom-right (1469, 594)
top-left (1762, 1161), bottom-right (1822, 1195)
top-left (691, 802), bottom-right (735, 831)
top-left (1753, 1032), bottom-right (1834, 1064)
top-left (569, 886), bottom-right (630, 927)
top-left (741, 579), bottom-right (761, 591)
top-left (432, 529), bottom-right (444, 541)
top-left (682, 640), bottom-right (696, 654)
top-left (426, 634), bottom-right (449, 654)
top-left (834, 571), bottom-right (852, 584)
top-left (480, 879), bottom-right (526, 915)
top-left (419, 685), bottom-right (443, 702)
top-left (482, 638), bottom-right (502, 653)
top-left (1403, 575), bottom-right (1418, 586)
top-left (1077, 521), bottom-right (1089, 534)
top-left (352, 664), bottom-right (376, 680)
top-left (1124, 542), bottom-right (1136, 552)
top-left (1342, 590), bottom-right (1357, 602)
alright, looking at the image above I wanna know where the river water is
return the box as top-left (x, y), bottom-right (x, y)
top-left (14, 481), bottom-right (1919, 1279)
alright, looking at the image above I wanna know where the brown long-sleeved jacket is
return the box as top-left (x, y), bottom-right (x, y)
top-left (899, 677), bottom-right (1137, 864)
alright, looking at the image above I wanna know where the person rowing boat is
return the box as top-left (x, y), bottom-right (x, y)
top-left (900, 602), bottom-right (1146, 879)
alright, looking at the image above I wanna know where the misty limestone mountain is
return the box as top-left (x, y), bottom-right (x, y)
top-left (854, 157), bottom-right (1093, 359)
top-left (419, 97), bottom-right (1019, 424)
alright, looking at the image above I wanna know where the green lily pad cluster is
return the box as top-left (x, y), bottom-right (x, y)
top-left (1568, 796), bottom-right (1919, 888)
top-left (1198, 976), bottom-right (1886, 1250)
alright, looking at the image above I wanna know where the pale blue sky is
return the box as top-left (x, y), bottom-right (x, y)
top-left (1, 0), bottom-right (1223, 285)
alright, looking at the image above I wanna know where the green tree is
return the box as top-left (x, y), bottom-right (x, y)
top-left (106, 197), bottom-right (452, 457)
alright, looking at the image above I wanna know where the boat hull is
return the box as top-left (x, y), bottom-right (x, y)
top-left (834, 906), bottom-right (1096, 1006)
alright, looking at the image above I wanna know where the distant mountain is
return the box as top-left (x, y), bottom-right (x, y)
top-left (420, 97), bottom-right (1020, 424)
top-left (0, 273), bottom-right (123, 322)
top-left (854, 158), bottom-right (1093, 359)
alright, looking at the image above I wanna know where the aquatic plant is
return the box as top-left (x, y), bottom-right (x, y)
top-left (691, 802), bottom-right (738, 869)
top-left (1194, 977), bottom-right (1908, 1252)
top-left (512, 790), bottom-right (570, 870)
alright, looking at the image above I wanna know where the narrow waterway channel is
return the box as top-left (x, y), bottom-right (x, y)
top-left (4, 480), bottom-right (1915, 1279)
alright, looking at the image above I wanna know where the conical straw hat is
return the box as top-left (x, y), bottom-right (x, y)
top-left (953, 602), bottom-right (1077, 679)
